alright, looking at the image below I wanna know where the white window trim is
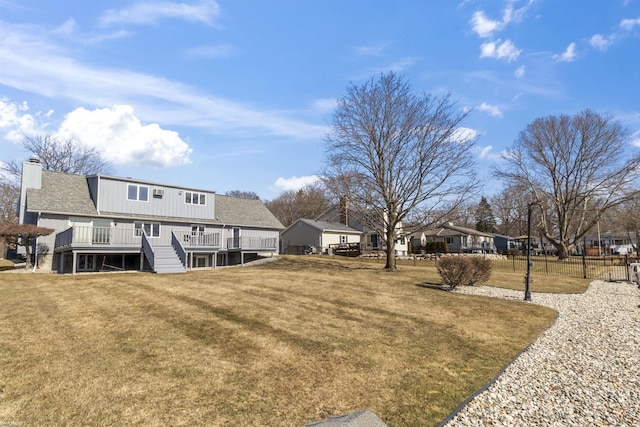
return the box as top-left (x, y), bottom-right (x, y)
top-left (185, 191), bottom-right (206, 206)
top-left (127, 184), bottom-right (150, 202)
top-left (134, 221), bottom-right (161, 238)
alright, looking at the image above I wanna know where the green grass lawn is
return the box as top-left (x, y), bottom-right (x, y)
top-left (0, 256), bottom-right (559, 426)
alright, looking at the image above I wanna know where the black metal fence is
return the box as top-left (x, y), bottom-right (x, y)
top-left (491, 254), bottom-right (639, 281)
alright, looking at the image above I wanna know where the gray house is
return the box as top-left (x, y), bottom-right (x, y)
top-left (280, 219), bottom-right (362, 255)
top-left (419, 222), bottom-right (497, 253)
top-left (18, 158), bottom-right (284, 273)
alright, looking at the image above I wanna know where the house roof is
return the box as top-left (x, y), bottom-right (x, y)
top-left (26, 170), bottom-right (284, 230)
top-left (214, 194), bottom-right (284, 230)
top-left (292, 218), bottom-right (363, 234)
top-left (423, 222), bottom-right (494, 238)
top-left (26, 171), bottom-right (98, 216)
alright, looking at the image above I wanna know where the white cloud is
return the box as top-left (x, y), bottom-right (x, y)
top-left (353, 42), bottom-right (392, 56)
top-left (470, 11), bottom-right (503, 38)
top-left (479, 145), bottom-right (493, 159)
top-left (590, 34), bottom-right (612, 51)
top-left (514, 65), bottom-right (526, 78)
top-left (478, 102), bottom-right (503, 118)
top-left (554, 42), bottom-right (577, 62)
top-left (311, 98), bottom-right (337, 114)
top-left (271, 175), bottom-right (321, 192)
top-left (185, 43), bottom-right (238, 59)
top-left (470, 0), bottom-right (535, 38)
top-left (100, 0), bottom-right (220, 26)
top-left (449, 127), bottom-right (478, 144)
top-left (56, 105), bottom-right (192, 168)
top-left (620, 17), bottom-right (640, 30)
top-left (480, 39), bottom-right (521, 62)
top-left (631, 131), bottom-right (640, 147)
top-left (0, 21), bottom-right (327, 140)
top-left (0, 99), bottom-right (42, 143)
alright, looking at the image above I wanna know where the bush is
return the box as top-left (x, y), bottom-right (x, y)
top-left (436, 255), bottom-right (492, 289)
top-left (469, 256), bottom-right (492, 285)
top-left (423, 241), bottom-right (448, 254)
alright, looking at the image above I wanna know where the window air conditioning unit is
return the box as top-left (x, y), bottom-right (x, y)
top-left (153, 188), bottom-right (165, 197)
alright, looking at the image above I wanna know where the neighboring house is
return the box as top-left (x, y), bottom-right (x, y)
top-left (490, 233), bottom-right (520, 253)
top-left (18, 158), bottom-right (284, 274)
top-left (284, 197), bottom-right (409, 256)
top-left (513, 235), bottom-right (557, 256)
top-left (421, 222), bottom-right (497, 253)
top-left (280, 219), bottom-right (362, 255)
top-left (582, 232), bottom-right (637, 255)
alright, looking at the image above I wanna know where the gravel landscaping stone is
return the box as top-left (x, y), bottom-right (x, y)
top-left (442, 280), bottom-right (640, 427)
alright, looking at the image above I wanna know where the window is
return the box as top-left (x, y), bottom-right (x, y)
top-left (340, 235), bottom-right (348, 244)
top-left (134, 222), bottom-right (160, 238)
top-left (446, 236), bottom-right (454, 244)
top-left (185, 191), bottom-right (206, 205)
top-left (127, 184), bottom-right (149, 202)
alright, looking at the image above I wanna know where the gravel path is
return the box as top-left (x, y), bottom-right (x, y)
top-left (442, 280), bottom-right (640, 427)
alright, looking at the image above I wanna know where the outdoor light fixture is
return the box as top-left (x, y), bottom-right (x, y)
top-left (525, 200), bottom-right (541, 301)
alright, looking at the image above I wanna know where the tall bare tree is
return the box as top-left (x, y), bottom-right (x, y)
top-left (265, 183), bottom-right (332, 228)
top-left (324, 72), bottom-right (477, 271)
top-left (0, 182), bottom-right (20, 258)
top-left (1, 134), bottom-right (112, 180)
top-left (496, 109), bottom-right (640, 259)
top-left (225, 190), bottom-right (260, 200)
top-left (490, 183), bottom-right (531, 237)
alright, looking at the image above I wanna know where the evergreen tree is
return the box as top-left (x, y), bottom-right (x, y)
top-left (475, 196), bottom-right (497, 233)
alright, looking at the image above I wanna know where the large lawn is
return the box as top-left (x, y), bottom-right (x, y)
top-left (0, 256), bottom-right (560, 426)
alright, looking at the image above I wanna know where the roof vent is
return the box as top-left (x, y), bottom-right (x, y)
top-left (29, 156), bottom-right (41, 164)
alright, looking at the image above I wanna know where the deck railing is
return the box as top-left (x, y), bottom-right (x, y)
top-left (174, 231), bottom-right (221, 247)
top-left (227, 237), bottom-right (278, 250)
top-left (54, 226), bottom-right (140, 249)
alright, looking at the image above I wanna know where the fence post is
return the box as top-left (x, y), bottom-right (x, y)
top-left (582, 249), bottom-right (587, 279)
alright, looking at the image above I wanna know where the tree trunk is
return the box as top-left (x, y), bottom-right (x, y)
top-left (385, 226), bottom-right (397, 271)
top-left (385, 242), bottom-right (396, 271)
top-left (556, 242), bottom-right (571, 261)
top-left (23, 235), bottom-right (32, 270)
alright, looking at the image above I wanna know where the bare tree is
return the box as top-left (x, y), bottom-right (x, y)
top-left (496, 109), bottom-right (640, 259)
top-left (265, 184), bottom-right (332, 228)
top-left (324, 72), bottom-right (477, 271)
top-left (225, 190), bottom-right (260, 200)
top-left (490, 183), bottom-right (531, 237)
top-left (607, 194), bottom-right (640, 256)
top-left (0, 182), bottom-right (20, 258)
top-left (1, 134), bottom-right (112, 180)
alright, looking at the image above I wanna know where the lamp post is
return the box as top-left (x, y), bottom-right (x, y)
top-left (525, 201), bottom-right (540, 301)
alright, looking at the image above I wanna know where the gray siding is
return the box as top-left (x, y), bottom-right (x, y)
top-left (96, 177), bottom-right (215, 221)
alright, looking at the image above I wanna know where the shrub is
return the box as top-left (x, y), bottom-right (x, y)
top-left (437, 256), bottom-right (473, 289)
top-left (424, 241), bottom-right (448, 253)
top-left (436, 255), bottom-right (492, 289)
top-left (469, 256), bottom-right (492, 285)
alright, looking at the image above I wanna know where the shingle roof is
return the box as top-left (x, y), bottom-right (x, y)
top-left (297, 219), bottom-right (362, 234)
top-left (422, 222), bottom-right (494, 238)
top-left (26, 171), bottom-right (98, 216)
top-left (26, 171), bottom-right (283, 230)
top-left (214, 195), bottom-right (284, 229)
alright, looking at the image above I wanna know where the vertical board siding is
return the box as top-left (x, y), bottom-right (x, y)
top-left (97, 177), bottom-right (215, 220)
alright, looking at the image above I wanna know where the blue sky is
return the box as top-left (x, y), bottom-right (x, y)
top-left (1, 0), bottom-right (639, 200)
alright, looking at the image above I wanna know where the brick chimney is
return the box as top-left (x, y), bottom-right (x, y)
top-left (340, 195), bottom-right (349, 226)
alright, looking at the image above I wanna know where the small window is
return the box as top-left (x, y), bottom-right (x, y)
top-left (127, 184), bottom-right (149, 202)
top-left (340, 235), bottom-right (348, 244)
top-left (446, 236), bottom-right (454, 244)
top-left (185, 191), bottom-right (206, 205)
